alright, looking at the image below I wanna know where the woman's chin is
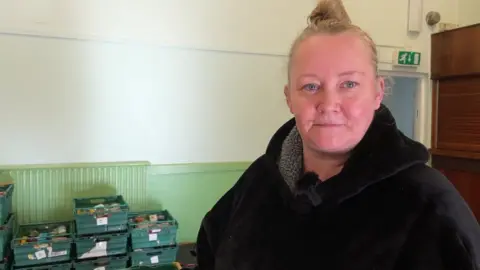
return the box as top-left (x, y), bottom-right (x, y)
top-left (310, 139), bottom-right (353, 154)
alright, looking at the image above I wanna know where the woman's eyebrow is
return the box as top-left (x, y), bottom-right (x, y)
top-left (338, 71), bottom-right (365, 76)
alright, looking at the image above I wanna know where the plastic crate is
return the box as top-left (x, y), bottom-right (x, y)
top-left (74, 254), bottom-right (128, 270)
top-left (0, 214), bottom-right (14, 261)
top-left (128, 210), bottom-right (178, 249)
top-left (11, 222), bottom-right (72, 267)
top-left (131, 245), bottom-right (178, 268)
top-left (0, 244), bottom-right (13, 270)
top-left (11, 221), bottom-right (72, 267)
top-left (13, 261), bottom-right (71, 270)
top-left (0, 258), bottom-right (11, 270)
top-left (74, 231), bottom-right (128, 260)
top-left (73, 196), bottom-right (129, 236)
top-left (0, 185), bottom-right (13, 225)
top-left (135, 264), bottom-right (181, 270)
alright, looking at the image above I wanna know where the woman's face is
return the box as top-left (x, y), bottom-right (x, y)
top-left (285, 32), bottom-right (384, 154)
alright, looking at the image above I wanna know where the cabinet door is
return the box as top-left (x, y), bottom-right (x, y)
top-left (431, 24), bottom-right (480, 78)
top-left (438, 168), bottom-right (480, 220)
top-left (435, 77), bottom-right (480, 152)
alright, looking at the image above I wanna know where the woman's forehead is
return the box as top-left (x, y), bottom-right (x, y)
top-left (291, 33), bottom-right (373, 77)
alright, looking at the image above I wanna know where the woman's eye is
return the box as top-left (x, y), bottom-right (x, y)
top-left (341, 81), bottom-right (358, 89)
top-left (302, 83), bottom-right (320, 92)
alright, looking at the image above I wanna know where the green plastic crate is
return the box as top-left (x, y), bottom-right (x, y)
top-left (135, 264), bottom-right (180, 270)
top-left (74, 254), bottom-right (128, 270)
top-left (13, 261), bottom-right (71, 270)
top-left (128, 210), bottom-right (178, 249)
top-left (11, 221), bottom-right (72, 267)
top-left (131, 245), bottom-right (178, 268)
top-left (0, 214), bottom-right (14, 262)
top-left (0, 259), bottom-right (11, 270)
top-left (0, 185), bottom-right (13, 225)
top-left (74, 196), bottom-right (129, 236)
top-left (0, 245), bottom-right (13, 270)
top-left (74, 231), bottom-right (128, 260)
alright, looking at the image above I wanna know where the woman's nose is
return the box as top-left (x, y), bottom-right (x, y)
top-left (315, 90), bottom-right (340, 112)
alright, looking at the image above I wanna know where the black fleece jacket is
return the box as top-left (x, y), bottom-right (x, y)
top-left (195, 105), bottom-right (480, 270)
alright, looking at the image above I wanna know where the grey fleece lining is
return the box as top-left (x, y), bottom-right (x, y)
top-left (278, 126), bottom-right (304, 191)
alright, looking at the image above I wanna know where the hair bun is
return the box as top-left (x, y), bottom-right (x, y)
top-left (308, 0), bottom-right (351, 26)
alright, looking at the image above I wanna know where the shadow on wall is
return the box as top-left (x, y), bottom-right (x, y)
top-left (74, 183), bottom-right (117, 198)
top-left (145, 163), bottom-right (246, 242)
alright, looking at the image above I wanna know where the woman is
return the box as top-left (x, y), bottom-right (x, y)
top-left (195, 0), bottom-right (480, 269)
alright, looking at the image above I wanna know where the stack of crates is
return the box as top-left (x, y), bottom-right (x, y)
top-left (128, 210), bottom-right (179, 268)
top-left (73, 196), bottom-right (130, 269)
top-left (11, 221), bottom-right (73, 269)
top-left (0, 246), bottom-right (12, 270)
top-left (0, 184), bottom-right (14, 269)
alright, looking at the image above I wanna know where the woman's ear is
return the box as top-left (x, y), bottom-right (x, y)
top-left (374, 77), bottom-right (385, 109)
top-left (284, 85), bottom-right (293, 114)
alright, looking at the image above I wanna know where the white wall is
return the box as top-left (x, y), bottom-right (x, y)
top-left (0, 0), bottom-right (458, 165)
top-left (458, 0), bottom-right (480, 26)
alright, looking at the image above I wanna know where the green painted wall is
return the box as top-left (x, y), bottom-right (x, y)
top-left (145, 163), bottom-right (247, 242)
top-left (0, 161), bottom-right (250, 242)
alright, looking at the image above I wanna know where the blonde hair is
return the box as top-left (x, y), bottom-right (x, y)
top-left (288, 0), bottom-right (378, 77)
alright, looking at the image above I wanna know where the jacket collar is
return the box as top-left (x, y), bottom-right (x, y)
top-left (265, 105), bottom-right (430, 206)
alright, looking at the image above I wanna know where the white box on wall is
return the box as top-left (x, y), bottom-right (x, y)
top-left (408, 0), bottom-right (423, 32)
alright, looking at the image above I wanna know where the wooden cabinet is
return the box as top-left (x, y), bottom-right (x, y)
top-left (431, 153), bottom-right (480, 220)
top-left (430, 24), bottom-right (480, 220)
top-left (435, 78), bottom-right (480, 152)
top-left (431, 24), bottom-right (480, 78)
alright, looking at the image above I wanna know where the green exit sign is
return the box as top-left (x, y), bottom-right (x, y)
top-left (395, 50), bottom-right (421, 66)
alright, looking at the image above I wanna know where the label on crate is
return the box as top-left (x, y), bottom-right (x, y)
top-left (151, 229), bottom-right (162, 233)
top-left (96, 217), bottom-right (108, 226)
top-left (149, 233), bottom-right (158, 241)
top-left (35, 250), bottom-right (47, 260)
top-left (94, 267), bottom-right (105, 270)
top-left (151, 255), bottom-right (159, 264)
top-left (47, 247), bottom-right (68, 257)
top-left (50, 250), bottom-right (67, 257)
